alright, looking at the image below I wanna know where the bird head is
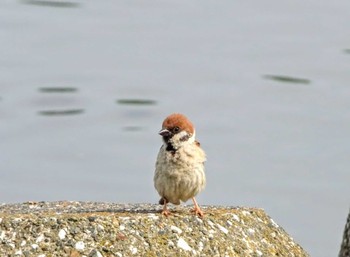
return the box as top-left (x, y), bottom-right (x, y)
top-left (159, 113), bottom-right (195, 151)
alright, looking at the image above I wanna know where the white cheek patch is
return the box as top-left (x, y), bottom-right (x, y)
top-left (174, 130), bottom-right (195, 144)
top-left (164, 130), bottom-right (196, 150)
top-left (187, 131), bottom-right (195, 144)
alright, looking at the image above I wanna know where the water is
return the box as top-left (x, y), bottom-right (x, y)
top-left (1, 0), bottom-right (350, 256)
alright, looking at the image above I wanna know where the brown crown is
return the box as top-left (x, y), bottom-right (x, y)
top-left (162, 113), bottom-right (194, 134)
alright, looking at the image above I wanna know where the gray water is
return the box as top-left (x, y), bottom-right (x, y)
top-left (1, 0), bottom-right (350, 256)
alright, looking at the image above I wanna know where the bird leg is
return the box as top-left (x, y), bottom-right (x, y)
top-left (191, 197), bottom-right (204, 217)
top-left (161, 199), bottom-right (171, 217)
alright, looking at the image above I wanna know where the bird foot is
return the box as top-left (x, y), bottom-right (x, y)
top-left (161, 209), bottom-right (171, 217)
top-left (191, 197), bottom-right (204, 217)
top-left (191, 207), bottom-right (204, 217)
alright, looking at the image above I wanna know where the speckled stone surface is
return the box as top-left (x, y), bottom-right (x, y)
top-left (0, 201), bottom-right (309, 257)
top-left (339, 209), bottom-right (350, 257)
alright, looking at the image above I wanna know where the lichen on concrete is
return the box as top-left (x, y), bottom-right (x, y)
top-left (0, 201), bottom-right (309, 256)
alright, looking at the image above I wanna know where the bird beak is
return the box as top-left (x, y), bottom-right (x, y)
top-left (159, 129), bottom-right (171, 137)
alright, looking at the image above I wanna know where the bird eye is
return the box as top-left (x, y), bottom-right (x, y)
top-left (173, 126), bottom-right (180, 133)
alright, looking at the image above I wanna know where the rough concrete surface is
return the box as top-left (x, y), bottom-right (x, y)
top-left (339, 209), bottom-right (350, 257)
top-left (0, 201), bottom-right (309, 257)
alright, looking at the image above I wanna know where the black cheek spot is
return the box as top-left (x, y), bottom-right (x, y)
top-left (180, 134), bottom-right (190, 142)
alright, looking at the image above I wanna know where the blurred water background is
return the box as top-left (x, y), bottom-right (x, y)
top-left (1, 0), bottom-right (350, 256)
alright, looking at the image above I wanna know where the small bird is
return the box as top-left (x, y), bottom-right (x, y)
top-left (154, 113), bottom-right (206, 217)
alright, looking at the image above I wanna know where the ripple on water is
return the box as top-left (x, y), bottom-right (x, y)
top-left (38, 109), bottom-right (84, 116)
top-left (263, 74), bottom-right (311, 85)
top-left (117, 99), bottom-right (157, 106)
top-left (39, 87), bottom-right (78, 93)
top-left (21, 0), bottom-right (80, 8)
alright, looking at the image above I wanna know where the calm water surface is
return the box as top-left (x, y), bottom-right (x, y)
top-left (1, 1), bottom-right (350, 256)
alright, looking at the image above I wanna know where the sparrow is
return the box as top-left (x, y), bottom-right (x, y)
top-left (154, 113), bottom-right (206, 217)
